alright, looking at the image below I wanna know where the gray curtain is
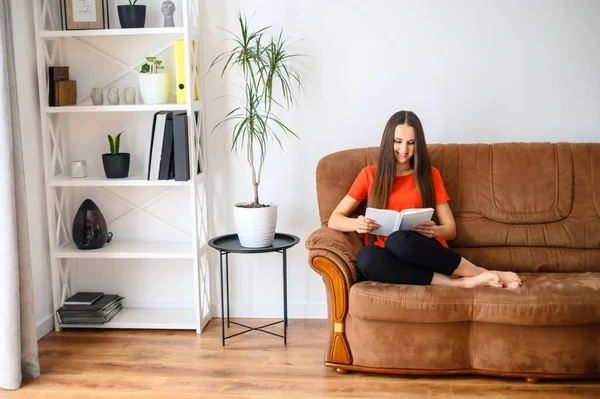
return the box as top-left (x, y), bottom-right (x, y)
top-left (0, 0), bottom-right (41, 391)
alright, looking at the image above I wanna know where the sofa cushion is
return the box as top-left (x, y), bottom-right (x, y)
top-left (349, 273), bottom-right (600, 326)
top-left (349, 281), bottom-right (473, 323)
top-left (476, 143), bottom-right (573, 224)
top-left (473, 273), bottom-right (600, 326)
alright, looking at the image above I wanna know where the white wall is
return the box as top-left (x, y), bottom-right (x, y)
top-left (202, 0), bottom-right (600, 318)
top-left (10, 0), bottom-right (54, 338)
top-left (11, 0), bottom-right (600, 335)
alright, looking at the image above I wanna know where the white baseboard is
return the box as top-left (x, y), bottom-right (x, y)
top-left (36, 314), bottom-right (54, 340)
top-left (34, 303), bottom-right (324, 339)
top-left (120, 302), bottom-right (327, 318)
top-left (211, 302), bottom-right (327, 319)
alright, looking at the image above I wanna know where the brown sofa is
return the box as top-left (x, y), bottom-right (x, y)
top-left (306, 143), bottom-right (600, 380)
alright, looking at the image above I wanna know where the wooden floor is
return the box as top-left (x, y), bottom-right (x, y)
top-left (1, 319), bottom-right (599, 398)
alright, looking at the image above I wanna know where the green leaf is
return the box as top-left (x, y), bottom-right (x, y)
top-left (115, 132), bottom-right (122, 154)
top-left (108, 135), bottom-right (115, 154)
top-left (140, 63), bottom-right (150, 73)
top-left (231, 117), bottom-right (249, 151)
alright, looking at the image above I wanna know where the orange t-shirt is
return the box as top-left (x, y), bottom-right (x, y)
top-left (347, 165), bottom-right (451, 248)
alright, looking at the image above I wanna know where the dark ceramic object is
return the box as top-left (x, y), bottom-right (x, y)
top-left (102, 153), bottom-right (130, 178)
top-left (117, 5), bottom-right (146, 29)
top-left (72, 199), bottom-right (113, 250)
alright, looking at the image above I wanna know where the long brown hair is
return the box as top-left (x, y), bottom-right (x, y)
top-left (367, 110), bottom-right (436, 214)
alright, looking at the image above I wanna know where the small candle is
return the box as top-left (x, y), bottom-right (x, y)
top-left (70, 160), bottom-right (87, 178)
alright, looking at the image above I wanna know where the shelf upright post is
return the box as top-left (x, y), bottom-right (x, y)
top-left (32, 0), bottom-right (64, 332)
top-left (182, 0), bottom-right (202, 334)
top-left (193, 0), bottom-right (213, 331)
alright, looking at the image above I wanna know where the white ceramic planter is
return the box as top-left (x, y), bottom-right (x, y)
top-left (233, 203), bottom-right (278, 248)
top-left (138, 72), bottom-right (170, 104)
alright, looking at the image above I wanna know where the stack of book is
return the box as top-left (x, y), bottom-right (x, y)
top-left (57, 292), bottom-right (123, 325)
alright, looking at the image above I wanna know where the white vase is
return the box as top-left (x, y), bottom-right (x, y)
top-left (124, 87), bottom-right (136, 104)
top-left (138, 72), bottom-right (170, 104)
top-left (233, 203), bottom-right (278, 248)
top-left (91, 88), bottom-right (103, 105)
top-left (107, 87), bottom-right (119, 105)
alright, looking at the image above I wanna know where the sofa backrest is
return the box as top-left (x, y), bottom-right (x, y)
top-left (315, 143), bottom-right (600, 272)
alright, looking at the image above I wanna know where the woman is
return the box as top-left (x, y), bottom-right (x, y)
top-left (328, 111), bottom-right (522, 289)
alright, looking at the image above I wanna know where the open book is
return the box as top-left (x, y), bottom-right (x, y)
top-left (365, 207), bottom-right (435, 236)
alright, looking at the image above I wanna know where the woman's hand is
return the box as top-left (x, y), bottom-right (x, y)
top-left (412, 221), bottom-right (437, 238)
top-left (356, 215), bottom-right (380, 234)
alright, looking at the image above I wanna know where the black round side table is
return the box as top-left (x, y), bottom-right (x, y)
top-left (208, 233), bottom-right (300, 346)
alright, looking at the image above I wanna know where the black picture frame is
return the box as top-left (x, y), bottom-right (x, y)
top-left (61, 0), bottom-right (110, 30)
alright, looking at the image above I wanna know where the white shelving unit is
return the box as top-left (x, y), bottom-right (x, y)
top-left (32, 0), bottom-right (211, 333)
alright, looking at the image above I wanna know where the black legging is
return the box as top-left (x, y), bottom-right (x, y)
top-left (356, 230), bottom-right (462, 285)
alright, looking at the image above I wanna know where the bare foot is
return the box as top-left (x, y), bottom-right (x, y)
top-left (492, 271), bottom-right (522, 289)
top-left (459, 272), bottom-right (503, 288)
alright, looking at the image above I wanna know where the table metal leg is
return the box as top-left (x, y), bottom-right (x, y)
top-left (283, 248), bottom-right (288, 345)
top-left (219, 251), bottom-right (225, 346)
top-left (225, 253), bottom-right (230, 328)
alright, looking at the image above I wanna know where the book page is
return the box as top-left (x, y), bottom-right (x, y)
top-left (399, 208), bottom-right (434, 231)
top-left (365, 208), bottom-right (400, 236)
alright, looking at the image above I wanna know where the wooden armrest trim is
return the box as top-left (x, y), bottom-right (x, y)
top-left (312, 255), bottom-right (352, 365)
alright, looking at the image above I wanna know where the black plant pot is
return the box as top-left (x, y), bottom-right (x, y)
top-left (102, 153), bottom-right (130, 178)
top-left (117, 5), bottom-right (146, 29)
top-left (72, 199), bottom-right (113, 250)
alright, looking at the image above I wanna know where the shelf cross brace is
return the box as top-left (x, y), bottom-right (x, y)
top-left (100, 187), bottom-right (192, 239)
top-left (52, 187), bottom-right (71, 247)
top-left (39, 0), bottom-right (58, 31)
top-left (48, 115), bottom-right (68, 175)
top-left (57, 258), bottom-right (72, 304)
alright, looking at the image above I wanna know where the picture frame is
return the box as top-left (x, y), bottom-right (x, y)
top-left (61, 0), bottom-right (109, 30)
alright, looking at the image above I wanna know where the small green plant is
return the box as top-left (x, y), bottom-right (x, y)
top-left (140, 57), bottom-right (164, 74)
top-left (128, 0), bottom-right (138, 5)
top-left (108, 132), bottom-right (123, 155)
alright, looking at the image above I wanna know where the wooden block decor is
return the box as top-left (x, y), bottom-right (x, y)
top-left (55, 80), bottom-right (77, 106)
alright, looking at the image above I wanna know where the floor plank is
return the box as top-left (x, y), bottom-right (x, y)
top-left (1, 319), bottom-right (598, 398)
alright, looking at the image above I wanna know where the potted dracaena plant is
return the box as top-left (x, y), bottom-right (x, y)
top-left (210, 12), bottom-right (304, 248)
top-left (102, 132), bottom-right (130, 178)
top-left (118, 0), bottom-right (146, 29)
top-left (138, 56), bottom-right (170, 104)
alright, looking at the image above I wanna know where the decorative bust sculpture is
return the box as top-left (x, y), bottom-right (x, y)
top-left (161, 1), bottom-right (176, 27)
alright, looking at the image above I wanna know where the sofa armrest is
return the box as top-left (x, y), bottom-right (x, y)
top-left (305, 227), bottom-right (363, 367)
top-left (305, 226), bottom-right (362, 286)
